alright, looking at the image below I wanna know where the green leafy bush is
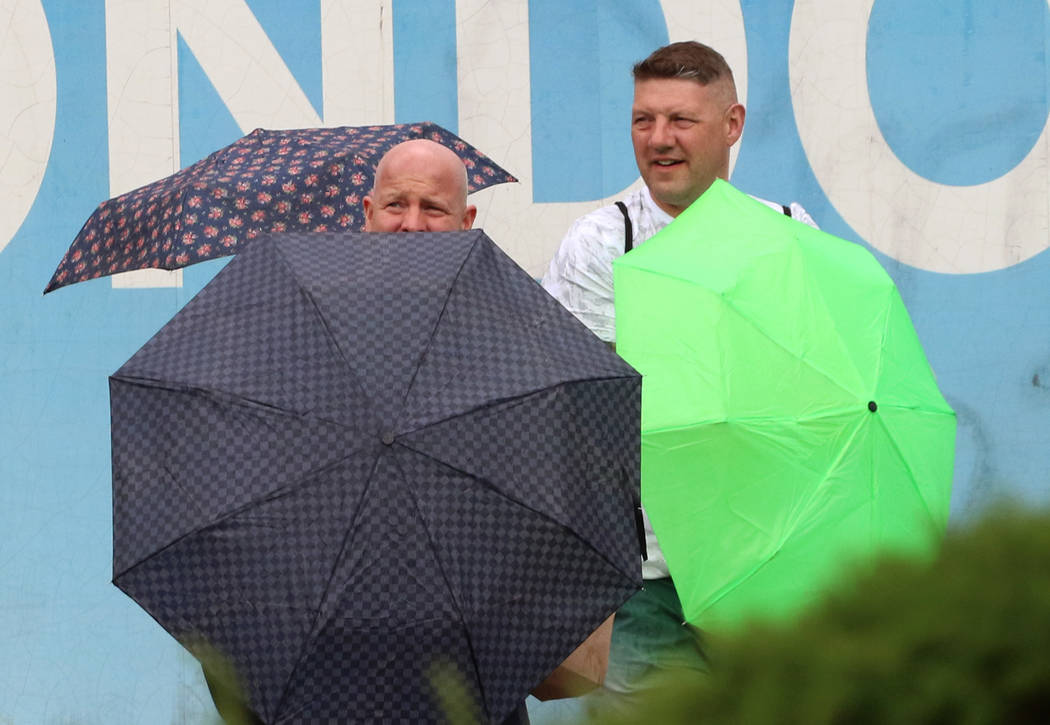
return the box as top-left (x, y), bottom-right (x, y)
top-left (589, 506), bottom-right (1050, 725)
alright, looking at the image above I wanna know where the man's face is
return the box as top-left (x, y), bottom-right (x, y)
top-left (363, 146), bottom-right (476, 232)
top-left (631, 77), bottom-right (743, 217)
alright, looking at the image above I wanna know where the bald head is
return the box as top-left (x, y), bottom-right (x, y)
top-left (363, 139), bottom-right (477, 232)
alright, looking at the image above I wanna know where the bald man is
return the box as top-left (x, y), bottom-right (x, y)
top-left (363, 138), bottom-right (477, 232)
top-left (359, 138), bottom-right (531, 725)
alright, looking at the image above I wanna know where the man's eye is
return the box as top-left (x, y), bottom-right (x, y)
top-left (673, 118), bottom-right (696, 128)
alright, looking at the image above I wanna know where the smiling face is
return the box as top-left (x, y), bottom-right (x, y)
top-left (363, 139), bottom-right (477, 232)
top-left (631, 77), bottom-right (744, 217)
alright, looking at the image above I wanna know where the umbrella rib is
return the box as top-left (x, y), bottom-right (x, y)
top-left (693, 412), bottom-right (874, 617)
top-left (388, 447), bottom-right (492, 717)
top-left (398, 373), bottom-right (640, 437)
top-left (112, 374), bottom-right (359, 430)
top-left (272, 446), bottom-right (386, 719)
top-left (111, 376), bottom-right (374, 580)
top-left (873, 283), bottom-right (895, 387)
top-left (396, 232), bottom-right (481, 416)
top-left (396, 430), bottom-right (641, 585)
top-left (112, 447), bottom-right (372, 581)
top-left (792, 412), bottom-right (871, 532)
top-left (391, 441), bottom-right (639, 716)
top-left (739, 402), bottom-right (949, 600)
top-left (717, 294), bottom-right (864, 404)
top-left (272, 245), bottom-right (384, 424)
top-left (700, 400), bottom-right (936, 617)
top-left (627, 265), bottom-right (871, 402)
top-left (640, 404), bottom-right (865, 435)
top-left (871, 407), bottom-right (954, 526)
top-left (399, 372), bottom-right (646, 581)
top-left (791, 249), bottom-right (893, 399)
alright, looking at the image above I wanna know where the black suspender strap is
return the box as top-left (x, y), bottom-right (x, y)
top-left (615, 201), bottom-right (633, 253)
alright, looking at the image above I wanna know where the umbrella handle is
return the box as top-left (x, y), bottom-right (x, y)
top-left (634, 505), bottom-right (648, 562)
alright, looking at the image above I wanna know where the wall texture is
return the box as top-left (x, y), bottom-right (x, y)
top-left (2, 1), bottom-right (1047, 721)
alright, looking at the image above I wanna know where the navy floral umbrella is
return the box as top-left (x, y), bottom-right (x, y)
top-left (43, 122), bottom-right (516, 293)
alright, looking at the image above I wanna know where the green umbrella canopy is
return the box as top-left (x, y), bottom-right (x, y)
top-left (613, 179), bottom-right (956, 631)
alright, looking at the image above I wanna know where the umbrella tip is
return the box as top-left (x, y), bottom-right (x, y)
top-left (868, 401), bottom-right (878, 412)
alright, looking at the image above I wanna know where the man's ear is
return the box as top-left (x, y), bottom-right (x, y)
top-left (725, 103), bottom-right (745, 147)
top-left (362, 195), bottom-right (374, 231)
top-left (461, 204), bottom-right (477, 230)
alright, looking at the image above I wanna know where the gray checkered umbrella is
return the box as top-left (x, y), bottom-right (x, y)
top-left (110, 229), bottom-right (642, 724)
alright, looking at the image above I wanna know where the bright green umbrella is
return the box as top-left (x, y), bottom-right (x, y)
top-left (614, 180), bottom-right (955, 631)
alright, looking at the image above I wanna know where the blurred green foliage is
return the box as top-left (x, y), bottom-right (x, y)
top-left (190, 638), bottom-right (261, 725)
top-left (586, 505), bottom-right (1050, 725)
top-left (429, 658), bottom-right (483, 725)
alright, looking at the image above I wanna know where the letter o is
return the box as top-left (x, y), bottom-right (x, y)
top-left (789, 1), bottom-right (1049, 274)
top-left (0, 0), bottom-right (57, 256)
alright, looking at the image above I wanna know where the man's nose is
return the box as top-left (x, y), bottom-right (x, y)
top-left (399, 206), bottom-right (427, 232)
top-left (649, 117), bottom-right (673, 148)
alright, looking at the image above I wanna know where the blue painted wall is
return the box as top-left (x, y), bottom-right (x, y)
top-left (1, 1), bottom-right (1047, 721)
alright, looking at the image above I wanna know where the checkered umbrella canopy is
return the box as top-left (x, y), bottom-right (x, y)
top-left (44, 122), bottom-right (516, 293)
top-left (110, 230), bottom-right (642, 724)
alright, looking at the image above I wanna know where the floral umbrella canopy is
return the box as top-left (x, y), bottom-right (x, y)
top-left (44, 121), bottom-right (516, 293)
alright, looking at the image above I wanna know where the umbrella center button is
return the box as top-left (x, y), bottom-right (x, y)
top-left (381, 431), bottom-right (397, 446)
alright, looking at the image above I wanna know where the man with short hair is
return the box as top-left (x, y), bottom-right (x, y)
top-left (544, 40), bottom-right (815, 345)
top-left (541, 40), bottom-right (818, 712)
top-left (363, 138), bottom-right (477, 232)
